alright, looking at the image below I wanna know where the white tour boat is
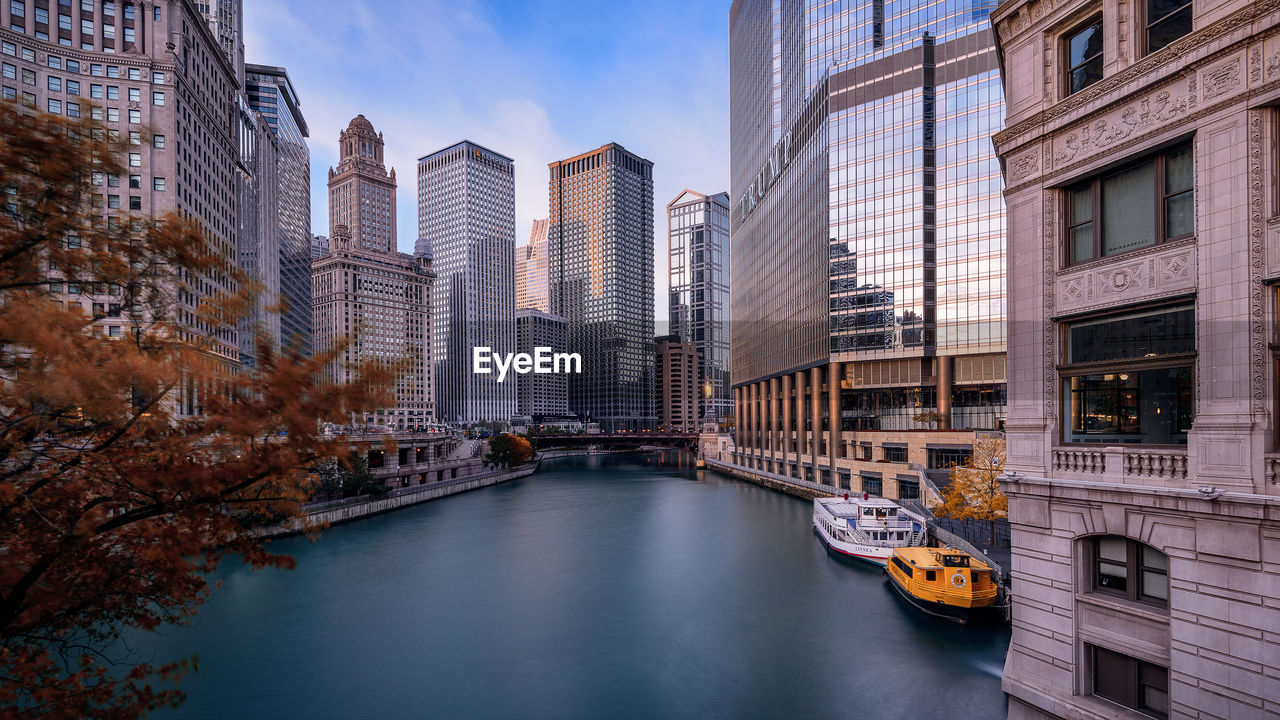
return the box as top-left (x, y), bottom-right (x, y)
top-left (812, 494), bottom-right (929, 567)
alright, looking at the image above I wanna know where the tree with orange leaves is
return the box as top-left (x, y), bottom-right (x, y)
top-left (934, 436), bottom-right (1008, 545)
top-left (0, 104), bottom-right (394, 717)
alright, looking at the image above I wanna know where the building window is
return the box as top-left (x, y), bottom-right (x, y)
top-left (861, 473), bottom-right (883, 496)
top-left (1146, 0), bottom-right (1192, 55)
top-left (1087, 536), bottom-right (1169, 606)
top-left (126, 87), bottom-right (137, 102)
top-left (127, 109), bottom-right (139, 123)
top-left (1067, 143), bottom-right (1194, 264)
top-left (883, 444), bottom-right (908, 463)
top-left (151, 90), bottom-right (163, 106)
top-left (153, 134), bottom-right (164, 148)
top-left (1090, 644), bottom-right (1169, 718)
top-left (1062, 306), bottom-right (1194, 445)
top-left (127, 152), bottom-right (140, 167)
top-left (107, 107), bottom-right (118, 122)
top-left (47, 98), bottom-right (61, 114)
top-left (47, 76), bottom-right (60, 91)
top-left (153, 177), bottom-right (165, 191)
top-left (898, 476), bottom-right (920, 500)
top-left (927, 446), bottom-right (971, 469)
top-left (66, 102), bottom-right (78, 118)
top-left (128, 196), bottom-right (140, 210)
top-left (66, 79), bottom-right (78, 95)
top-left (1064, 18), bottom-right (1103, 95)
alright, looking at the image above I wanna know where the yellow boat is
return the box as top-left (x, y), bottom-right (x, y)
top-left (885, 546), bottom-right (998, 624)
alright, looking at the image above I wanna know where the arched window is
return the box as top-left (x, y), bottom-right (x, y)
top-left (1086, 535), bottom-right (1168, 607)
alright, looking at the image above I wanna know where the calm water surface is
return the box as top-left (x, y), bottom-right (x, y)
top-left (137, 452), bottom-right (1009, 719)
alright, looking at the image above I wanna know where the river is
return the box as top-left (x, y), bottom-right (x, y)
top-left (134, 451), bottom-right (1010, 719)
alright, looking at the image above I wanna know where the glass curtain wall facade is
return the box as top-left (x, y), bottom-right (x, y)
top-left (728, 0), bottom-right (1006, 488)
top-left (246, 63), bottom-right (312, 356)
top-left (548, 144), bottom-right (656, 432)
top-left (668, 190), bottom-right (732, 421)
top-left (418, 141), bottom-right (518, 425)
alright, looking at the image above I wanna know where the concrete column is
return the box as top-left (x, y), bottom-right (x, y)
top-left (829, 361), bottom-right (843, 472)
top-left (810, 367), bottom-right (823, 476)
top-left (781, 373), bottom-right (793, 469)
top-left (937, 355), bottom-right (953, 430)
top-left (768, 377), bottom-right (780, 457)
top-left (733, 387), bottom-right (742, 449)
top-left (794, 370), bottom-right (807, 477)
top-left (748, 383), bottom-right (758, 453)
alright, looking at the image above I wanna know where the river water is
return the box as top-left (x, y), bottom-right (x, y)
top-left (135, 452), bottom-right (1010, 719)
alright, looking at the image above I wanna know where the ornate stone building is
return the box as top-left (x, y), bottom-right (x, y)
top-left (991, 1), bottom-right (1280, 717)
top-left (314, 117), bottom-right (434, 431)
top-left (328, 115), bottom-right (397, 256)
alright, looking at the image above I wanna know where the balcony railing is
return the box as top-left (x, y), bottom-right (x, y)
top-left (1051, 446), bottom-right (1187, 482)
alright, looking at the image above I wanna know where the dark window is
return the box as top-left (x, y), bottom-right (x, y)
top-left (892, 556), bottom-right (913, 578)
top-left (1067, 143), bottom-right (1194, 264)
top-left (1062, 307), bottom-right (1195, 445)
top-left (1066, 307), bottom-right (1194, 364)
top-left (925, 570), bottom-right (936, 582)
top-left (898, 477), bottom-right (920, 500)
top-left (1065, 19), bottom-right (1103, 95)
top-left (1090, 536), bottom-right (1169, 606)
top-left (927, 447), bottom-right (971, 469)
top-left (1092, 645), bottom-right (1169, 718)
top-left (883, 445), bottom-right (907, 463)
top-left (1146, 0), bottom-right (1192, 55)
top-left (861, 474), bottom-right (883, 496)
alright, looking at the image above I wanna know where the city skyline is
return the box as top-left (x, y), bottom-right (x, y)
top-left (244, 0), bottom-right (729, 323)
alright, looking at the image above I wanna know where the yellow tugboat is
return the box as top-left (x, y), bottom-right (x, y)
top-left (885, 547), bottom-right (998, 624)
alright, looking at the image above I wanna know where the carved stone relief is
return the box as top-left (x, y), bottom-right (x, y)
top-left (1052, 80), bottom-right (1192, 168)
top-left (1055, 244), bottom-right (1197, 315)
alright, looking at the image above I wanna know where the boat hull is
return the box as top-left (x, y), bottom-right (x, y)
top-left (885, 568), bottom-right (978, 624)
top-left (813, 519), bottom-right (893, 567)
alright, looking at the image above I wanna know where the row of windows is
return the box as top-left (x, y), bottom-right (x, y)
top-left (1063, 0), bottom-right (1192, 96)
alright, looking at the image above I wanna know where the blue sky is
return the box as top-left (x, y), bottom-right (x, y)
top-left (244, 0), bottom-right (731, 322)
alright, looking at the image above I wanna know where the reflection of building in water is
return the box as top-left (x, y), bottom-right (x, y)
top-left (726, 0), bottom-right (1007, 498)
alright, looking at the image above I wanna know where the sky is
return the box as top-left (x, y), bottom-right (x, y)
top-left (243, 0), bottom-right (731, 324)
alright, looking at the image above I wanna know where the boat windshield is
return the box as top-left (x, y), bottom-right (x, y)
top-left (940, 555), bottom-right (971, 567)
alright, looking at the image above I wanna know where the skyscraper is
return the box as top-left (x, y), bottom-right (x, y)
top-left (234, 101), bottom-right (279, 368)
top-left (314, 117), bottom-right (434, 430)
top-left (667, 190), bottom-right (731, 421)
top-left (246, 64), bottom-right (312, 356)
top-left (515, 218), bottom-right (549, 312)
top-left (0, 0), bottom-right (243, 414)
top-left (329, 115), bottom-right (397, 256)
top-left (656, 335), bottom-right (701, 433)
top-left (727, 0), bottom-right (1006, 494)
top-left (417, 141), bottom-right (518, 425)
top-left (548, 144), bottom-right (655, 432)
top-left (516, 308), bottom-right (569, 418)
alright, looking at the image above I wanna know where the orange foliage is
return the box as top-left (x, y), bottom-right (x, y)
top-left (0, 104), bottom-right (393, 717)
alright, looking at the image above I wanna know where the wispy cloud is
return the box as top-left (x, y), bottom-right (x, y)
top-left (244, 0), bottom-right (729, 321)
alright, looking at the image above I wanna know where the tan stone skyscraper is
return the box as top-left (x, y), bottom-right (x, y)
top-left (328, 115), bottom-right (397, 255)
top-left (516, 218), bottom-right (550, 312)
top-left (313, 116), bottom-right (434, 430)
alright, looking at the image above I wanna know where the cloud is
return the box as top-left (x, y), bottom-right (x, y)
top-left (243, 0), bottom-right (730, 321)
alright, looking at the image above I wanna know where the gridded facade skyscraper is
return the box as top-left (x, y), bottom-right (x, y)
top-left (516, 308), bottom-right (569, 418)
top-left (515, 218), bottom-right (550, 312)
top-left (329, 115), bottom-right (396, 256)
top-left (417, 141), bottom-right (518, 425)
top-left (727, 0), bottom-right (1006, 490)
top-left (246, 63), bottom-right (312, 356)
top-left (667, 190), bottom-right (731, 421)
top-left (548, 143), bottom-right (656, 432)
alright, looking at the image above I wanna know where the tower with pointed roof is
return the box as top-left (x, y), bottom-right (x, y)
top-left (328, 115), bottom-right (398, 255)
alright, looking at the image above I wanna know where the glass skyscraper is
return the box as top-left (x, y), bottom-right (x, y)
top-left (548, 144), bottom-right (656, 433)
top-left (667, 190), bottom-right (732, 422)
top-left (245, 64), bottom-right (312, 356)
top-left (417, 141), bottom-right (518, 425)
top-left (728, 0), bottom-right (1006, 490)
